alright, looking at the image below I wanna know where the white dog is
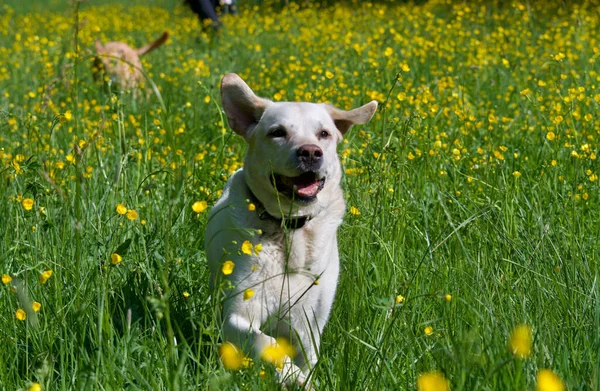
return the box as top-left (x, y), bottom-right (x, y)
top-left (205, 73), bottom-right (377, 385)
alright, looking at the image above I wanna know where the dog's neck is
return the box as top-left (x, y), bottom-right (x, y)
top-left (247, 187), bottom-right (311, 230)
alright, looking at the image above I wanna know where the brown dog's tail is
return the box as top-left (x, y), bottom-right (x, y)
top-left (136, 31), bottom-right (169, 56)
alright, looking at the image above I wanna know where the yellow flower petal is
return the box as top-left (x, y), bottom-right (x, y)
top-left (241, 240), bottom-right (253, 255)
top-left (126, 209), bottom-right (138, 220)
top-left (22, 198), bottom-right (34, 211)
top-left (349, 206), bottom-right (360, 215)
top-left (222, 260), bottom-right (235, 275)
top-left (417, 371), bottom-right (450, 391)
top-left (2, 274), bottom-right (12, 285)
top-left (192, 201), bottom-right (207, 213)
top-left (16, 308), bottom-right (26, 321)
top-left (39, 270), bottom-right (53, 284)
top-left (261, 338), bottom-right (295, 368)
top-left (116, 204), bottom-right (127, 215)
top-left (509, 324), bottom-right (532, 359)
top-left (537, 369), bottom-right (565, 391)
top-left (29, 383), bottom-right (42, 391)
top-left (243, 288), bottom-right (255, 301)
top-left (111, 253), bottom-right (122, 265)
top-left (220, 342), bottom-right (244, 370)
top-left (32, 301), bottom-right (41, 312)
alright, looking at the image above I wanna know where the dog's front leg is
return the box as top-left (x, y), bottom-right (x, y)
top-left (223, 312), bottom-right (307, 385)
top-left (289, 310), bottom-right (321, 374)
top-left (297, 253), bottom-right (341, 373)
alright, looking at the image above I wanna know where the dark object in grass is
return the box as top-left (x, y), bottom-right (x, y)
top-left (184, 0), bottom-right (237, 31)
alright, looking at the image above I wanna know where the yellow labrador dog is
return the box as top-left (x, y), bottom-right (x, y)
top-left (94, 31), bottom-right (168, 97)
top-left (205, 73), bottom-right (377, 385)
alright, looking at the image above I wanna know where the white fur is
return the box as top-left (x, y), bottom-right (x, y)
top-left (205, 73), bottom-right (377, 385)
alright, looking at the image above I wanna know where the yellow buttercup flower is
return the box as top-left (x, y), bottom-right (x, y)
top-left (111, 253), bottom-right (122, 265)
top-left (192, 201), bottom-right (207, 213)
top-left (242, 357), bottom-right (253, 368)
top-left (243, 288), bottom-right (255, 301)
top-left (349, 206), bottom-right (360, 215)
top-left (126, 209), bottom-right (138, 220)
top-left (222, 260), bottom-right (235, 275)
top-left (2, 274), bottom-right (12, 284)
top-left (116, 204), bottom-right (127, 215)
top-left (241, 240), bottom-right (253, 255)
top-left (509, 324), bottom-right (532, 359)
top-left (536, 369), bottom-right (565, 391)
top-left (417, 371), bottom-right (450, 391)
top-left (32, 301), bottom-right (41, 312)
top-left (29, 383), bottom-right (42, 391)
top-left (248, 203), bottom-right (256, 211)
top-left (395, 295), bottom-right (405, 304)
top-left (16, 308), bottom-right (26, 321)
top-left (22, 198), bottom-right (34, 211)
top-left (444, 294), bottom-right (452, 302)
top-left (220, 342), bottom-right (244, 370)
top-left (424, 326), bottom-right (434, 336)
top-left (254, 243), bottom-right (263, 255)
top-left (39, 270), bottom-right (53, 284)
top-left (261, 338), bottom-right (295, 368)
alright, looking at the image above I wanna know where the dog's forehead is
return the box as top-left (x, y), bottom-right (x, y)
top-left (261, 102), bottom-right (333, 129)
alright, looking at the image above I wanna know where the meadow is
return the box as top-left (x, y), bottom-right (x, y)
top-left (1, 0), bottom-right (599, 389)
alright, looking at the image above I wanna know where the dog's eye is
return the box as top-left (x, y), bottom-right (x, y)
top-left (319, 130), bottom-right (330, 139)
top-left (268, 126), bottom-right (287, 138)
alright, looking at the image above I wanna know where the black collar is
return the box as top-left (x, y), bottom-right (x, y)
top-left (259, 211), bottom-right (310, 230)
top-left (248, 188), bottom-right (311, 230)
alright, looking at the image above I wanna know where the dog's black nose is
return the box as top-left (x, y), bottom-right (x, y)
top-left (297, 144), bottom-right (323, 170)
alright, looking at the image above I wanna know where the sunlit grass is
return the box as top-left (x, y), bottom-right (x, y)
top-left (1, 0), bottom-right (598, 389)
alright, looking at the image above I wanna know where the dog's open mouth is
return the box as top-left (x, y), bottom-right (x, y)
top-left (273, 172), bottom-right (326, 202)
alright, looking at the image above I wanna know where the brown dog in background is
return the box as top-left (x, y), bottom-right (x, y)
top-left (94, 31), bottom-right (169, 97)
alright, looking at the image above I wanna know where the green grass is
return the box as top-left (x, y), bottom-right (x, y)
top-left (0, 0), bottom-right (599, 389)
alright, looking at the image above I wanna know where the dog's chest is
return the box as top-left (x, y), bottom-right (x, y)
top-left (249, 224), bottom-right (331, 315)
top-left (257, 224), bottom-right (322, 273)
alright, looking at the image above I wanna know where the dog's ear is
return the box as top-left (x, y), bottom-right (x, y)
top-left (221, 73), bottom-right (271, 137)
top-left (327, 100), bottom-right (378, 135)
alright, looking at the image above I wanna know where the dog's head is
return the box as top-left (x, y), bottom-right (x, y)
top-left (221, 73), bottom-right (377, 218)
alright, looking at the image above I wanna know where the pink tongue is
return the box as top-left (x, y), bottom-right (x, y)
top-left (296, 181), bottom-right (320, 197)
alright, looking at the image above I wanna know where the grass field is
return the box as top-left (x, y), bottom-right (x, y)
top-left (1, 0), bottom-right (599, 389)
